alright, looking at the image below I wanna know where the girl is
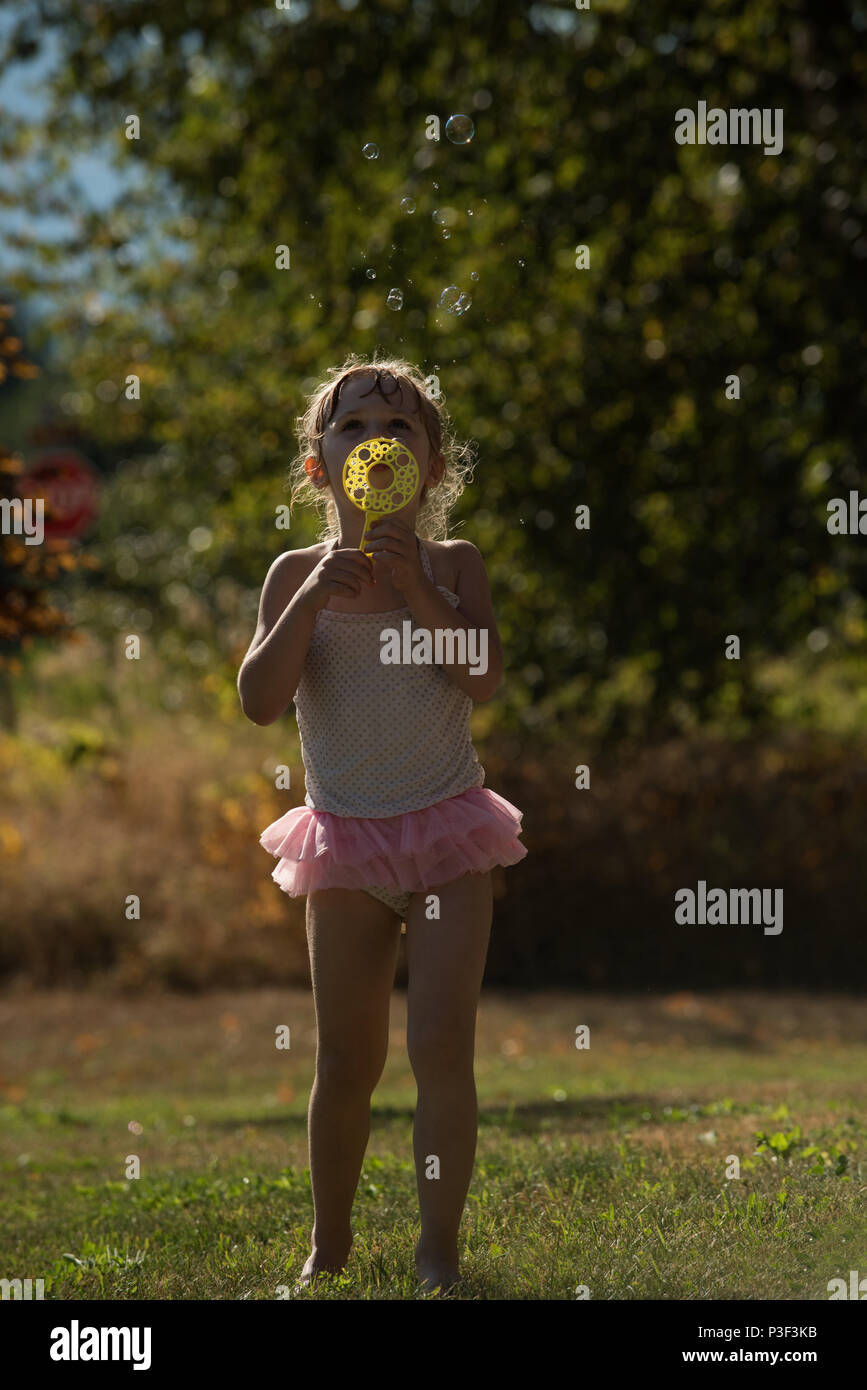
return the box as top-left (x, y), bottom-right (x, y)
top-left (237, 354), bottom-right (527, 1296)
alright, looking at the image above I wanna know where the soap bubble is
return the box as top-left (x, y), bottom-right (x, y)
top-left (518, 258), bottom-right (526, 267)
top-left (470, 271), bottom-right (479, 281)
top-left (386, 288), bottom-right (404, 310)
top-left (445, 114), bottom-right (474, 144)
top-left (432, 207), bottom-right (458, 228)
top-left (128, 1121), bottom-right (143, 1135)
top-left (362, 143), bottom-right (380, 159)
top-left (442, 230), bottom-right (451, 239)
top-left (438, 286), bottom-right (472, 316)
top-left (365, 268), bottom-right (376, 280)
top-left (400, 197), bottom-right (416, 214)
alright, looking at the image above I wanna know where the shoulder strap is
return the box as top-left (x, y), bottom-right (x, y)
top-left (416, 536), bottom-right (434, 582)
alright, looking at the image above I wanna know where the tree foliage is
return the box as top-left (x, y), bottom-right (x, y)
top-left (0, 303), bottom-right (89, 728)
top-left (3, 0), bottom-right (866, 738)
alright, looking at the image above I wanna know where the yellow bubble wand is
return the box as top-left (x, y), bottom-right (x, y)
top-left (342, 437), bottom-right (420, 557)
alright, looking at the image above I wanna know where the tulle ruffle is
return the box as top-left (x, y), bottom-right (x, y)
top-left (259, 785), bottom-right (527, 898)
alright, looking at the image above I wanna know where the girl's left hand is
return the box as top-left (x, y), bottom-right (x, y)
top-left (363, 519), bottom-right (426, 596)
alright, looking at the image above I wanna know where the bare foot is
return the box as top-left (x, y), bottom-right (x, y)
top-left (292, 1249), bottom-right (349, 1294)
top-left (415, 1246), bottom-right (460, 1296)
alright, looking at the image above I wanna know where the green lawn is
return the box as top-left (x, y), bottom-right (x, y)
top-left (0, 989), bottom-right (864, 1300)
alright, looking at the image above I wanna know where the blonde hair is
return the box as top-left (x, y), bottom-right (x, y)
top-left (287, 352), bottom-right (477, 541)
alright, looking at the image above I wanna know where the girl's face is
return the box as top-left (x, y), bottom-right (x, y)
top-left (308, 374), bottom-right (443, 537)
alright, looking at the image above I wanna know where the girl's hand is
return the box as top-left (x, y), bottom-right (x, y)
top-left (363, 519), bottom-right (426, 596)
top-left (297, 547), bottom-right (374, 612)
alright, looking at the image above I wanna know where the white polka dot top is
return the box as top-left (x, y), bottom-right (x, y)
top-left (293, 536), bottom-right (486, 818)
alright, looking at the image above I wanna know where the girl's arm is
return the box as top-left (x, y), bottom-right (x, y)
top-left (237, 551), bottom-right (318, 726)
top-left (237, 546), bottom-right (373, 725)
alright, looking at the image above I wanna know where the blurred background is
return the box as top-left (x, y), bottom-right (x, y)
top-left (1, 0), bottom-right (866, 994)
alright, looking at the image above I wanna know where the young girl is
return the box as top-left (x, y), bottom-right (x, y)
top-left (238, 354), bottom-right (526, 1296)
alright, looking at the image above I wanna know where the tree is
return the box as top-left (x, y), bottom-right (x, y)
top-left (0, 303), bottom-right (87, 729)
top-left (2, 0), bottom-right (865, 738)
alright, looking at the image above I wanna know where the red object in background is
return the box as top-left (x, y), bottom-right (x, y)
top-left (17, 450), bottom-right (100, 539)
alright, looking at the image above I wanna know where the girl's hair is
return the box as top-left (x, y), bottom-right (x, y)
top-left (287, 352), bottom-right (477, 542)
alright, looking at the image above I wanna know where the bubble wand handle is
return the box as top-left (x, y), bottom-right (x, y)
top-left (358, 507), bottom-right (387, 555)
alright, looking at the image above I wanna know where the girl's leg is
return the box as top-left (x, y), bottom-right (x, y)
top-left (301, 887), bottom-right (403, 1280)
top-left (404, 871), bottom-right (493, 1290)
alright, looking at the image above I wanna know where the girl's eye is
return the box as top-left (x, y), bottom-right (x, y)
top-left (341, 418), bottom-right (409, 429)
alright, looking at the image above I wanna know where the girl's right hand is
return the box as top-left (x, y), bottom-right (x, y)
top-left (297, 547), bottom-right (375, 611)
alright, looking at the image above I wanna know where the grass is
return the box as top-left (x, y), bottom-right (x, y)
top-left (0, 988), bottom-right (865, 1300)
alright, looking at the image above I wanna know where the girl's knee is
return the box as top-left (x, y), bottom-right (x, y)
top-left (406, 1029), bottom-right (476, 1084)
top-left (315, 1046), bottom-right (386, 1095)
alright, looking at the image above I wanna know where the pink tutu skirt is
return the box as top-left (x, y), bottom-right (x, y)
top-left (259, 786), bottom-right (527, 899)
